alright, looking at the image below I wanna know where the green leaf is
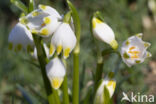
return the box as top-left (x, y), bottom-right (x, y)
top-left (103, 86), bottom-right (111, 104)
top-left (29, 0), bottom-right (35, 12)
top-left (16, 84), bottom-right (39, 104)
top-left (67, 0), bottom-right (81, 53)
top-left (10, 0), bottom-right (28, 14)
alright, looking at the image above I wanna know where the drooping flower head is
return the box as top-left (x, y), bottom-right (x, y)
top-left (94, 72), bottom-right (116, 104)
top-left (121, 33), bottom-right (151, 67)
top-left (20, 4), bottom-right (61, 37)
top-left (46, 58), bottom-right (66, 89)
top-left (8, 23), bottom-right (34, 52)
top-left (92, 17), bottom-right (118, 50)
top-left (50, 22), bottom-right (77, 59)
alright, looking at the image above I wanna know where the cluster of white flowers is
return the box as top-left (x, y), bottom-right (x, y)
top-left (8, 4), bottom-right (77, 89)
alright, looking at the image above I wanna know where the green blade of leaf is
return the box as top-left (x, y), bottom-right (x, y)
top-left (16, 84), bottom-right (39, 104)
top-left (67, 0), bottom-right (81, 53)
top-left (103, 86), bottom-right (111, 104)
top-left (29, 0), bottom-right (35, 12)
top-left (11, 0), bottom-right (28, 14)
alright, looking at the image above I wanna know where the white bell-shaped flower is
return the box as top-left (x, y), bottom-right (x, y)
top-left (92, 17), bottom-right (118, 49)
top-left (94, 72), bottom-right (116, 104)
top-left (33, 44), bottom-right (52, 59)
top-left (20, 4), bottom-right (61, 37)
top-left (46, 58), bottom-right (66, 89)
top-left (50, 23), bottom-right (77, 59)
top-left (8, 23), bottom-right (34, 52)
top-left (120, 33), bottom-right (152, 67)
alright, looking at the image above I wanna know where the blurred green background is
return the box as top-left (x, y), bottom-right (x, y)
top-left (0, 0), bottom-right (156, 104)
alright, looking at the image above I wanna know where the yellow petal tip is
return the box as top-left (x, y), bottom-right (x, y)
top-left (51, 77), bottom-right (63, 90)
top-left (56, 45), bottom-right (62, 55)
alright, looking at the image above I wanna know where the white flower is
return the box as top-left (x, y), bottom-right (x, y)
top-left (94, 72), bottom-right (116, 104)
top-left (20, 4), bottom-right (61, 37)
top-left (46, 58), bottom-right (66, 89)
top-left (33, 44), bottom-right (52, 59)
top-left (92, 17), bottom-right (118, 49)
top-left (8, 23), bottom-right (34, 52)
top-left (50, 23), bottom-right (77, 59)
top-left (121, 33), bottom-right (152, 67)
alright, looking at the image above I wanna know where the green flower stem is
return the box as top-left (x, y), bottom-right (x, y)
top-left (90, 15), bottom-right (103, 88)
top-left (62, 59), bottom-right (69, 104)
top-left (62, 75), bottom-right (69, 104)
top-left (67, 1), bottom-right (81, 104)
top-left (32, 35), bottom-right (54, 104)
top-left (73, 53), bottom-right (79, 104)
top-left (53, 89), bottom-right (61, 104)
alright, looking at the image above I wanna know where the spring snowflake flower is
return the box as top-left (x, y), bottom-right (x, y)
top-left (94, 72), bottom-right (116, 104)
top-left (8, 23), bottom-right (34, 52)
top-left (92, 17), bottom-right (118, 49)
top-left (20, 4), bottom-right (61, 37)
top-left (121, 33), bottom-right (151, 67)
top-left (46, 58), bottom-right (66, 89)
top-left (50, 22), bottom-right (77, 59)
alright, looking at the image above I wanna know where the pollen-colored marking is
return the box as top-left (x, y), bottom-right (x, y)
top-left (27, 45), bottom-right (33, 53)
top-left (131, 55), bottom-right (139, 59)
top-left (135, 60), bottom-right (141, 63)
top-left (128, 50), bottom-right (140, 54)
top-left (129, 46), bottom-right (136, 50)
top-left (92, 18), bottom-right (102, 28)
top-left (41, 23), bottom-right (46, 27)
top-left (17, 44), bottom-right (22, 51)
top-left (51, 77), bottom-right (63, 89)
top-left (31, 29), bottom-right (38, 34)
top-left (40, 28), bottom-right (49, 35)
top-left (19, 17), bottom-right (28, 24)
top-left (128, 46), bottom-right (140, 59)
top-left (56, 45), bottom-right (62, 55)
top-left (123, 52), bottom-right (130, 59)
top-left (63, 48), bottom-right (70, 59)
top-left (144, 42), bottom-right (150, 48)
top-left (32, 11), bottom-right (39, 17)
top-left (107, 80), bottom-right (116, 90)
top-left (49, 44), bottom-right (55, 55)
top-left (136, 33), bottom-right (142, 38)
top-left (126, 40), bottom-right (130, 45)
top-left (44, 17), bottom-right (51, 24)
top-left (39, 4), bottom-right (46, 10)
top-left (8, 42), bottom-right (13, 50)
top-left (147, 52), bottom-right (152, 57)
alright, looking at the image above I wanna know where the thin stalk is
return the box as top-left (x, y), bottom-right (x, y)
top-left (90, 15), bottom-right (103, 88)
top-left (29, 2), bottom-right (59, 104)
top-left (62, 76), bottom-right (69, 104)
top-left (32, 35), bottom-right (54, 104)
top-left (53, 89), bottom-right (61, 104)
top-left (62, 59), bottom-right (69, 104)
top-left (73, 53), bottom-right (79, 104)
top-left (67, 1), bottom-right (81, 104)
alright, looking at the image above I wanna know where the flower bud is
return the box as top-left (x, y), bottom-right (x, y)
top-left (46, 58), bottom-right (66, 89)
top-left (92, 17), bottom-right (118, 49)
top-left (94, 72), bottom-right (116, 104)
